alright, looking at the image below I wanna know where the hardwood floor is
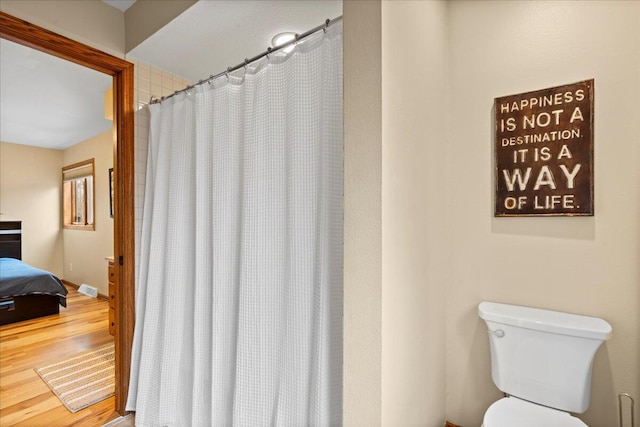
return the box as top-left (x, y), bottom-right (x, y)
top-left (0, 285), bottom-right (120, 426)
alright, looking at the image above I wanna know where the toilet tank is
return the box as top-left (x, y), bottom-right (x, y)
top-left (478, 302), bottom-right (611, 413)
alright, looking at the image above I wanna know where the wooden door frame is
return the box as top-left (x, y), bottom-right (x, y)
top-left (0, 11), bottom-right (135, 415)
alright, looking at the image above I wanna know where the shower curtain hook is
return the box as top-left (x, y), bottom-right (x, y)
top-left (208, 75), bottom-right (214, 85)
top-left (226, 66), bottom-right (232, 79)
top-left (266, 46), bottom-right (272, 59)
top-left (244, 58), bottom-right (250, 69)
top-left (324, 18), bottom-right (330, 33)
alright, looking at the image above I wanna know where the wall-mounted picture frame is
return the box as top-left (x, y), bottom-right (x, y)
top-left (494, 79), bottom-right (594, 217)
top-left (109, 168), bottom-right (114, 218)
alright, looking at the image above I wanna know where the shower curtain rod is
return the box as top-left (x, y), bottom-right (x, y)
top-left (150, 15), bottom-right (343, 104)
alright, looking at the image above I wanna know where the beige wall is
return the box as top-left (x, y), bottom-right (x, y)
top-left (359, 1), bottom-right (639, 426)
top-left (343, 1), bottom-right (382, 424)
top-left (445, 1), bottom-right (640, 426)
top-left (62, 130), bottom-right (114, 295)
top-left (125, 0), bottom-right (197, 52)
top-left (381, 1), bottom-right (447, 425)
top-left (0, 135), bottom-right (115, 292)
top-left (0, 0), bottom-right (125, 57)
top-left (0, 0), bottom-right (193, 57)
top-left (0, 142), bottom-right (64, 276)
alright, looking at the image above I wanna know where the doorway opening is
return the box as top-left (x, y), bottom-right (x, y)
top-left (0, 11), bottom-right (135, 415)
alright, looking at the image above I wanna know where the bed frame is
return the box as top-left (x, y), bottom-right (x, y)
top-left (0, 221), bottom-right (61, 326)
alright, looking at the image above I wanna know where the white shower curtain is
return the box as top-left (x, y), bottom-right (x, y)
top-left (126, 22), bottom-right (343, 427)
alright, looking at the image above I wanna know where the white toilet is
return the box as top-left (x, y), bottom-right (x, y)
top-left (478, 301), bottom-right (612, 427)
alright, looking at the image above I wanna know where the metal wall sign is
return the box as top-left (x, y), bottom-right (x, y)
top-left (495, 79), bottom-right (594, 216)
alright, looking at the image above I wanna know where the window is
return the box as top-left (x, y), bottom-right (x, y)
top-left (63, 159), bottom-right (95, 230)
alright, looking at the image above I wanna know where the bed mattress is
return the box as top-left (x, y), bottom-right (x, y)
top-left (0, 258), bottom-right (68, 306)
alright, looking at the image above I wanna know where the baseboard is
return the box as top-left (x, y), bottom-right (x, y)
top-left (61, 279), bottom-right (108, 301)
top-left (101, 414), bottom-right (134, 427)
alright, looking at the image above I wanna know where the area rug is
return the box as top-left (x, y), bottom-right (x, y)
top-left (35, 342), bottom-right (115, 413)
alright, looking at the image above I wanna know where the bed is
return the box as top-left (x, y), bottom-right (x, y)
top-left (0, 221), bottom-right (68, 326)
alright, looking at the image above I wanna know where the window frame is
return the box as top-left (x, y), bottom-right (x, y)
top-left (62, 158), bottom-right (96, 231)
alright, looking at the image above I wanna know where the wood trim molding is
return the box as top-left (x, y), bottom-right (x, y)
top-left (113, 47), bottom-right (136, 416)
top-left (0, 12), bottom-right (126, 75)
top-left (62, 158), bottom-right (96, 231)
top-left (0, 11), bottom-right (135, 415)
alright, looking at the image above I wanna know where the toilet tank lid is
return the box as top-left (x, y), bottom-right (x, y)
top-left (478, 302), bottom-right (612, 340)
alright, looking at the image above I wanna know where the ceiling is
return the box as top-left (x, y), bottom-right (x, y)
top-left (128, 0), bottom-right (343, 83)
top-left (0, 0), bottom-right (342, 150)
top-left (102, 0), bottom-right (137, 13)
top-left (0, 38), bottom-right (113, 150)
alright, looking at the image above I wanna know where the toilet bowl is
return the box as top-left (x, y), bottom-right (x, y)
top-left (478, 301), bottom-right (611, 427)
top-left (482, 397), bottom-right (587, 427)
